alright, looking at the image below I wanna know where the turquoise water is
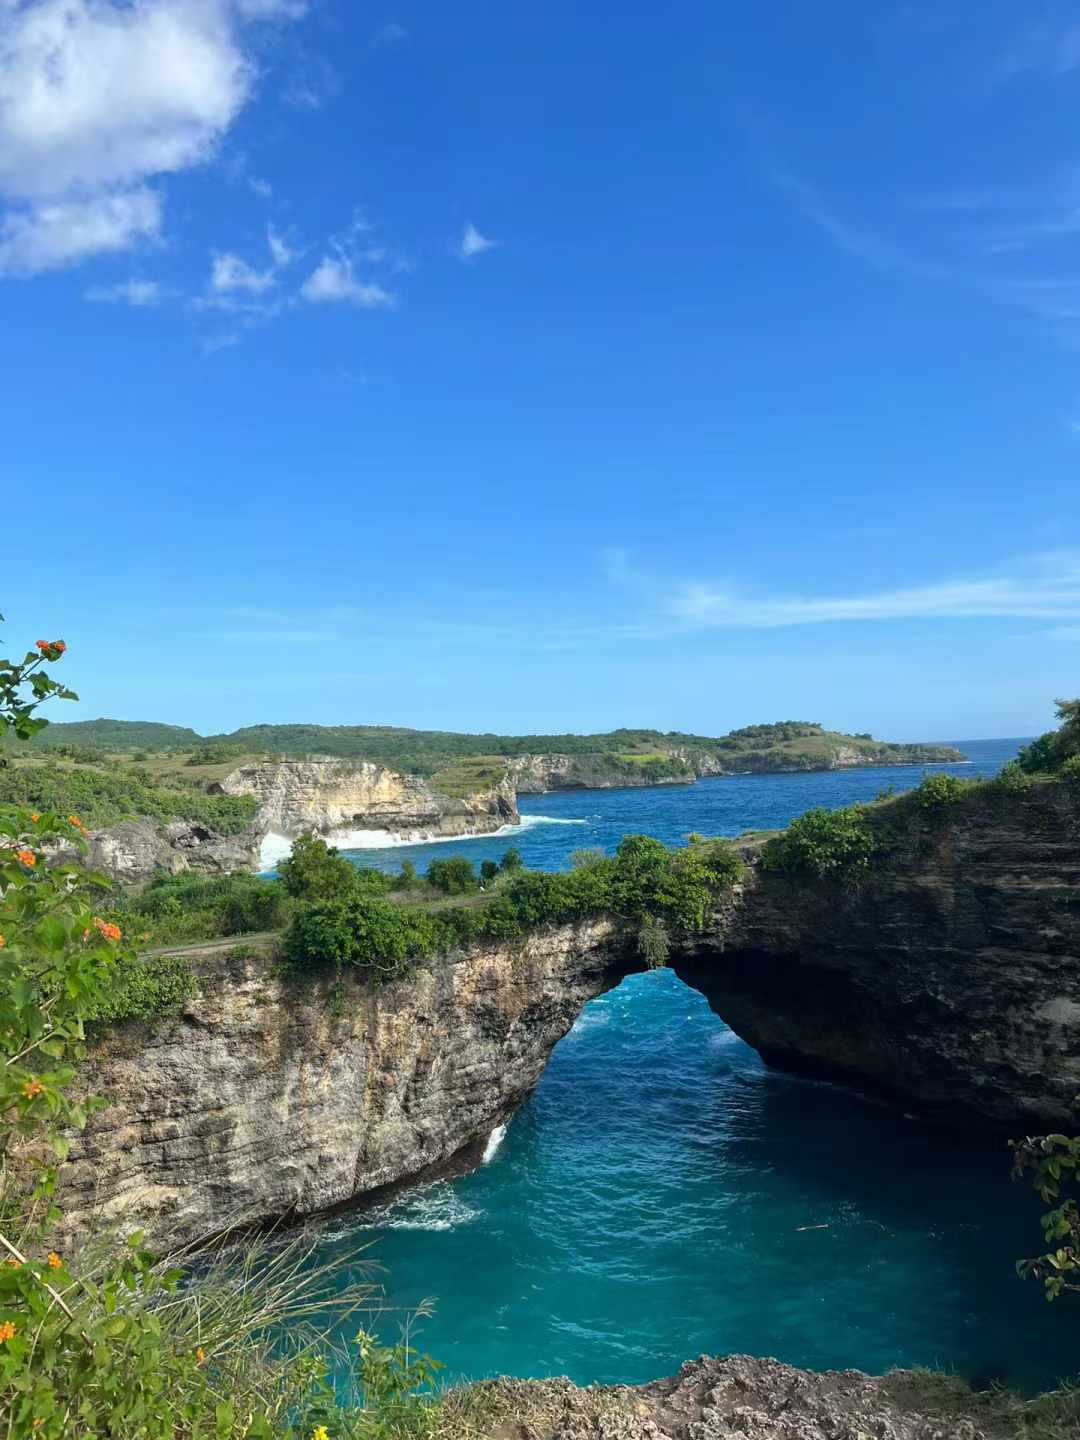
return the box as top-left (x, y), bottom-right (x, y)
top-left (307, 738), bottom-right (1080, 1394)
top-left (340, 738), bottom-right (1020, 877)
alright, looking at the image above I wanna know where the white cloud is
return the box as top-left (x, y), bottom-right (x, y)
top-left (85, 276), bottom-right (163, 306)
top-left (300, 256), bottom-right (394, 307)
top-left (374, 22), bottom-right (407, 45)
top-left (0, 186), bottom-right (161, 275)
top-left (210, 250), bottom-right (276, 293)
top-left (458, 221), bottom-right (496, 259)
top-left (267, 223), bottom-right (295, 267)
top-left (667, 556), bottom-right (1080, 630)
top-left (0, 1), bottom-right (306, 276)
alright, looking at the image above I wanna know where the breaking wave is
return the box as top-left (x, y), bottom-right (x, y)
top-left (259, 814), bottom-right (584, 870)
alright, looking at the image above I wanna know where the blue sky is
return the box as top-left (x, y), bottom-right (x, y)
top-left (3, 1), bottom-right (1080, 740)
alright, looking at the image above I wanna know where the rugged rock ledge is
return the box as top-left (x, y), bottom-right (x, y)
top-left (469, 1355), bottom-right (999, 1440)
top-left (59, 783), bottom-right (1080, 1249)
top-left (61, 920), bottom-right (627, 1248)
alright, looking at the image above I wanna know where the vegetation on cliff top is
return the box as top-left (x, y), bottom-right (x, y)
top-left (23, 714), bottom-right (964, 778)
top-left (0, 761), bottom-right (258, 833)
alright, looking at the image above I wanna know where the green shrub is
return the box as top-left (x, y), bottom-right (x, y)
top-left (762, 805), bottom-right (879, 881)
top-left (283, 834), bottom-right (744, 980)
top-left (112, 871), bottom-right (288, 944)
top-left (479, 859), bottom-right (499, 883)
top-left (991, 759), bottom-right (1033, 795)
top-left (913, 771), bottom-right (969, 812)
top-left (1060, 753), bottom-right (1080, 791)
top-left (284, 895), bottom-right (437, 980)
top-left (499, 847), bottom-right (523, 872)
top-left (278, 834), bottom-right (360, 900)
top-left (425, 856), bottom-right (476, 895)
top-left (637, 914), bottom-right (669, 969)
top-left (86, 953), bottom-right (196, 1023)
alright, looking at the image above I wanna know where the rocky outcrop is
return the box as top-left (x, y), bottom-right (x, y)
top-left (61, 919), bottom-right (626, 1249)
top-left (469, 1355), bottom-right (996, 1440)
top-left (508, 754), bottom-right (692, 793)
top-left (676, 782), bottom-right (1080, 1131)
top-left (213, 758), bottom-right (519, 846)
top-left (53, 818), bottom-right (260, 888)
top-left (60, 782), bottom-right (1080, 1248)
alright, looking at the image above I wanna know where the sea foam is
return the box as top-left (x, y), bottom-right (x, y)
top-left (259, 813), bottom-right (584, 870)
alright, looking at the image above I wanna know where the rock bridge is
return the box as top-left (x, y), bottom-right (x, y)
top-left (59, 787), bottom-right (1080, 1251)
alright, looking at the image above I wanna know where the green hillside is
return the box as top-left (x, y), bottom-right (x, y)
top-left (25, 718), bottom-right (201, 752)
top-left (23, 716), bottom-right (965, 777)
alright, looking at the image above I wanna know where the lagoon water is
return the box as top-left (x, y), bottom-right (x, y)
top-left (309, 739), bottom-right (1079, 1394)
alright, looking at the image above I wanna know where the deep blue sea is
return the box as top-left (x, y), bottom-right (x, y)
top-left (308, 739), bottom-right (1080, 1394)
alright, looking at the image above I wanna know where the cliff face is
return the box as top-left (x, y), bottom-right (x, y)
top-left (60, 784), bottom-right (1080, 1248)
top-left (676, 783), bottom-right (1080, 1131)
top-left (507, 754), bottom-right (691, 793)
top-left (61, 920), bottom-right (626, 1249)
top-left (213, 759), bottom-right (518, 848)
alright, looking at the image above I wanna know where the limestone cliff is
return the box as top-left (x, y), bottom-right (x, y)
top-left (213, 758), bottom-right (519, 848)
top-left (59, 782), bottom-right (1080, 1249)
top-left (61, 920), bottom-right (625, 1249)
top-left (677, 781), bottom-right (1080, 1131)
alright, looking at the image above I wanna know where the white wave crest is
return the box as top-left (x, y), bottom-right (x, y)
top-left (482, 1123), bottom-right (508, 1164)
top-left (259, 813), bottom-right (585, 870)
top-left (358, 1183), bottom-right (480, 1232)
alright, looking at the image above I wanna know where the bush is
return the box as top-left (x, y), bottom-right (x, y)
top-left (278, 834), bottom-right (360, 900)
top-left (284, 895), bottom-right (437, 980)
top-left (282, 834), bottom-right (745, 981)
top-left (913, 771), bottom-right (969, 812)
top-left (86, 953), bottom-right (196, 1023)
top-left (499, 847), bottom-right (523, 872)
top-left (637, 914), bottom-right (669, 968)
top-left (113, 871), bottom-right (288, 944)
top-left (479, 858), bottom-right (498, 883)
top-left (1061, 753), bottom-right (1080, 793)
top-left (425, 856), bottom-right (476, 895)
top-left (762, 805), bottom-right (879, 881)
top-left (991, 759), bottom-right (1033, 795)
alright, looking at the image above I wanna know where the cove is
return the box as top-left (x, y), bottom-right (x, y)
top-left (305, 968), bottom-right (1075, 1396)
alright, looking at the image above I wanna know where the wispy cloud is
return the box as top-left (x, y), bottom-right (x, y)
top-left (374, 22), bottom-right (408, 45)
top-left (85, 277), bottom-right (164, 307)
top-left (773, 171), bottom-right (947, 279)
top-left (998, 15), bottom-right (1080, 79)
top-left (457, 222), bottom-right (497, 260)
top-left (300, 256), bottom-right (394, 307)
top-left (667, 553), bottom-right (1080, 630)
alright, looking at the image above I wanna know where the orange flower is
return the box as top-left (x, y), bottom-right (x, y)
top-left (34, 640), bottom-right (49, 651)
top-left (195, 1346), bottom-right (206, 1366)
top-left (13, 850), bottom-right (35, 868)
top-left (0, 936), bottom-right (5, 949)
top-left (29, 813), bottom-right (40, 823)
top-left (0, 1322), bottom-right (15, 1343)
top-left (21, 1079), bottom-right (43, 1100)
top-left (92, 917), bottom-right (121, 942)
top-left (45, 1253), bottom-right (62, 1270)
top-left (67, 815), bottom-right (80, 826)
top-left (4, 1259), bottom-right (19, 1269)
top-left (34, 639), bottom-right (65, 655)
